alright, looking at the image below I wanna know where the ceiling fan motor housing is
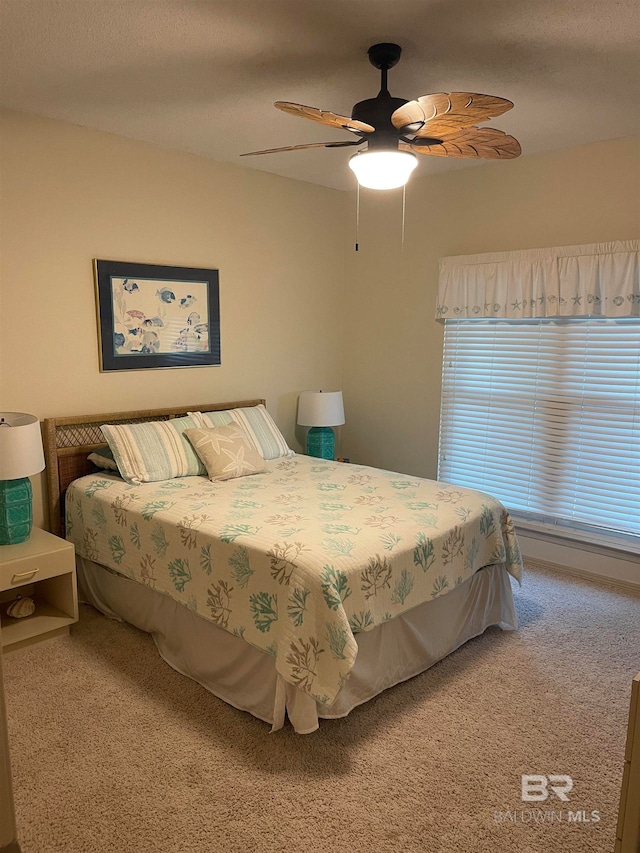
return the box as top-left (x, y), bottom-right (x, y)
top-left (352, 95), bottom-right (407, 132)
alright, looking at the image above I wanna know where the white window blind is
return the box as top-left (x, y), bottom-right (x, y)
top-left (438, 318), bottom-right (640, 546)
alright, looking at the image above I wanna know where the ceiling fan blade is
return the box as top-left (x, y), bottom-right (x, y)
top-left (241, 140), bottom-right (363, 157)
top-left (391, 100), bottom-right (425, 132)
top-left (404, 127), bottom-right (521, 159)
top-left (275, 101), bottom-right (374, 133)
top-left (411, 93), bottom-right (514, 138)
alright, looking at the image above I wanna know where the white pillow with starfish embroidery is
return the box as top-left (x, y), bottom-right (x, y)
top-left (184, 423), bottom-right (268, 482)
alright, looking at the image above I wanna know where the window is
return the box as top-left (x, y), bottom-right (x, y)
top-left (438, 318), bottom-right (640, 549)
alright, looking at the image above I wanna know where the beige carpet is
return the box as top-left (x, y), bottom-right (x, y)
top-left (3, 564), bottom-right (639, 853)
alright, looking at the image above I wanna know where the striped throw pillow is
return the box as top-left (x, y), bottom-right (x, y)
top-left (193, 405), bottom-right (293, 460)
top-left (101, 416), bottom-right (206, 485)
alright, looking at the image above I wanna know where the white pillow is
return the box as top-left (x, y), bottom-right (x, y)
top-left (88, 446), bottom-right (119, 472)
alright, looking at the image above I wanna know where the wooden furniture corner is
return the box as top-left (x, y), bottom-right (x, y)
top-left (0, 528), bottom-right (78, 652)
top-left (616, 673), bottom-right (640, 852)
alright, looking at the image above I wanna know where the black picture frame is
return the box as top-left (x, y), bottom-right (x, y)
top-left (94, 259), bottom-right (220, 371)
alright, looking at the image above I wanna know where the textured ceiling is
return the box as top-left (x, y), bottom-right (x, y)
top-left (0, 0), bottom-right (638, 190)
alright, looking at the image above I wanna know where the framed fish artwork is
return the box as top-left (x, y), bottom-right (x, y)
top-left (93, 260), bottom-right (220, 371)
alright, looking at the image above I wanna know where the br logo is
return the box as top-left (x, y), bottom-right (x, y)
top-left (521, 774), bottom-right (573, 802)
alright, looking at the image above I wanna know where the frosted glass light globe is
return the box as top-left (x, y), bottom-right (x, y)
top-left (348, 150), bottom-right (418, 190)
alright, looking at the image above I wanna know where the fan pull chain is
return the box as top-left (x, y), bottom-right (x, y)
top-left (402, 184), bottom-right (406, 252)
top-left (355, 183), bottom-right (360, 252)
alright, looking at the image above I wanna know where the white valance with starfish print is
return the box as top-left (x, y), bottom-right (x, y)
top-left (437, 240), bottom-right (639, 319)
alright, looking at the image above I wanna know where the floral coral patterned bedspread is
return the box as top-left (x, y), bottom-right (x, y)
top-left (65, 455), bottom-right (522, 706)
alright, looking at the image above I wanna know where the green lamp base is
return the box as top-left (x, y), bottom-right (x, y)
top-left (0, 477), bottom-right (34, 545)
top-left (306, 426), bottom-right (336, 460)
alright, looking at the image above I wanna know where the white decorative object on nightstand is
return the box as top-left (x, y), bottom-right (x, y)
top-left (0, 527), bottom-right (78, 652)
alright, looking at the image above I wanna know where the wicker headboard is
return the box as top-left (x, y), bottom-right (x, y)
top-left (43, 399), bottom-right (265, 537)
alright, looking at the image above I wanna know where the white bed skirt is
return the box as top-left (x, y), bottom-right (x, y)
top-left (76, 557), bottom-right (517, 734)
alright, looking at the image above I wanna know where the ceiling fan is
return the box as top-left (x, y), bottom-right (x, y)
top-left (242, 43), bottom-right (521, 189)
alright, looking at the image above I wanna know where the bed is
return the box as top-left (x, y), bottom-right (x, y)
top-left (44, 400), bottom-right (522, 733)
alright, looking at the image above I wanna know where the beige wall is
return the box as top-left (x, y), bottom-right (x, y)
top-left (0, 110), bottom-right (348, 528)
top-left (1, 112), bottom-right (638, 529)
top-left (342, 137), bottom-right (640, 478)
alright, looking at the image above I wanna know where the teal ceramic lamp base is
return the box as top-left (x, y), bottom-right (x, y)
top-left (0, 477), bottom-right (33, 545)
top-left (306, 426), bottom-right (336, 460)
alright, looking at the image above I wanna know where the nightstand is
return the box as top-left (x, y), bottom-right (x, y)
top-left (0, 527), bottom-right (78, 652)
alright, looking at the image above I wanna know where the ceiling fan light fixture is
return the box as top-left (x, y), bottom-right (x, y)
top-left (348, 150), bottom-right (418, 190)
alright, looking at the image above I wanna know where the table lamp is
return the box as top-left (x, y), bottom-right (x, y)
top-left (297, 391), bottom-right (345, 460)
top-left (0, 413), bottom-right (45, 545)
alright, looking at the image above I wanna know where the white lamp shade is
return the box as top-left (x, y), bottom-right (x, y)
top-left (348, 150), bottom-right (418, 190)
top-left (0, 413), bottom-right (45, 480)
top-left (297, 391), bottom-right (345, 427)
